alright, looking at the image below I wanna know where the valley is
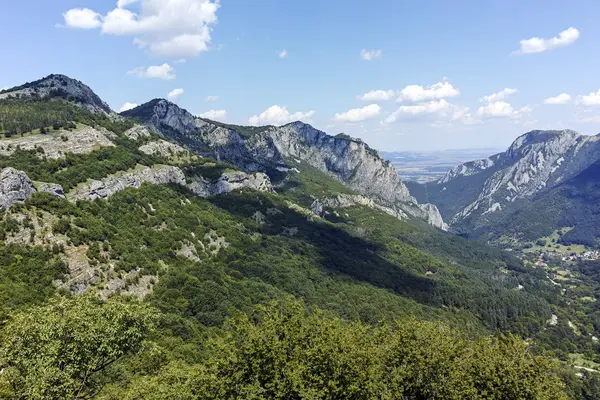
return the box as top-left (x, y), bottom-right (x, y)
top-left (0, 74), bottom-right (598, 398)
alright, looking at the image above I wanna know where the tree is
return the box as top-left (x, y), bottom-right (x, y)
top-left (0, 294), bottom-right (159, 399)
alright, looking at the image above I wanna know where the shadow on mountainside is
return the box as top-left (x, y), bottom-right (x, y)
top-left (208, 192), bottom-right (440, 307)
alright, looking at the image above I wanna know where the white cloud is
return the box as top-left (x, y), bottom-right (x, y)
top-left (357, 90), bottom-right (395, 102)
top-left (127, 63), bottom-right (176, 80)
top-left (397, 80), bottom-right (460, 103)
top-left (150, 32), bottom-right (211, 58)
top-left (60, 8), bottom-right (102, 29)
top-left (199, 109), bottom-right (227, 121)
top-left (278, 50), bottom-right (288, 58)
top-left (119, 102), bottom-right (138, 112)
top-left (477, 101), bottom-right (531, 119)
top-left (60, 0), bottom-right (220, 58)
top-left (249, 105), bottom-right (315, 126)
top-left (204, 95), bottom-right (219, 102)
top-left (580, 89), bottom-right (600, 106)
top-left (334, 104), bottom-right (381, 123)
top-left (385, 100), bottom-right (478, 125)
top-left (476, 88), bottom-right (529, 119)
top-left (360, 49), bottom-right (382, 61)
top-left (480, 88), bottom-right (517, 103)
top-left (512, 27), bottom-right (580, 55)
top-left (168, 88), bottom-right (184, 102)
top-left (544, 93), bottom-right (571, 105)
top-left (397, 99), bottom-right (452, 116)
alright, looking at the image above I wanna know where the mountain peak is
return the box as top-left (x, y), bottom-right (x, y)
top-left (508, 129), bottom-right (580, 155)
top-left (0, 73), bottom-right (111, 114)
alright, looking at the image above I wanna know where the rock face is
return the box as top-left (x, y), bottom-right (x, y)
top-left (123, 125), bottom-right (153, 140)
top-left (410, 129), bottom-right (600, 234)
top-left (67, 165), bottom-right (273, 201)
top-left (0, 74), bottom-right (112, 114)
top-left (138, 139), bottom-right (190, 159)
top-left (0, 126), bottom-right (114, 159)
top-left (123, 100), bottom-right (446, 229)
top-left (37, 182), bottom-right (65, 198)
top-left (0, 168), bottom-right (36, 210)
top-left (68, 165), bottom-right (186, 201)
top-left (188, 171), bottom-right (273, 197)
top-left (311, 194), bottom-right (408, 221)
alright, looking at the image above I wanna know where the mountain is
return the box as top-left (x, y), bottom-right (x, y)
top-left (0, 74), bottom-right (112, 115)
top-left (123, 99), bottom-right (447, 229)
top-left (0, 74), bottom-right (596, 397)
top-left (407, 129), bottom-right (600, 245)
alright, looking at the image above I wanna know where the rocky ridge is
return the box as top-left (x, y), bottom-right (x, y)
top-left (1, 165), bottom-right (273, 209)
top-left (123, 99), bottom-right (446, 229)
top-left (411, 130), bottom-right (600, 233)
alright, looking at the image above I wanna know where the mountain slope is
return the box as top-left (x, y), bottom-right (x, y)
top-left (408, 129), bottom-right (600, 245)
top-left (123, 99), bottom-right (447, 229)
top-left (1, 75), bottom-right (598, 397)
top-left (0, 74), bottom-right (112, 115)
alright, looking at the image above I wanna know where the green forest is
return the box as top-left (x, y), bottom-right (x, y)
top-left (1, 96), bottom-right (600, 398)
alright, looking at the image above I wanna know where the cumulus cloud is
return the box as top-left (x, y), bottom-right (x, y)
top-left (59, 8), bottom-right (102, 29)
top-left (476, 88), bottom-right (529, 119)
top-left (580, 89), bottom-right (600, 106)
top-left (59, 0), bottom-right (220, 58)
top-left (127, 63), bottom-right (176, 80)
top-left (357, 90), bottom-right (395, 102)
top-left (249, 105), bottom-right (315, 126)
top-left (396, 80), bottom-right (460, 103)
top-left (278, 50), bottom-right (288, 58)
top-left (512, 27), bottom-right (580, 55)
top-left (360, 49), bottom-right (382, 61)
top-left (396, 99), bottom-right (452, 116)
top-left (199, 109), bottom-right (227, 121)
top-left (477, 101), bottom-right (531, 119)
top-left (384, 100), bottom-right (477, 125)
top-left (544, 93), bottom-right (571, 105)
top-left (334, 104), bottom-right (381, 123)
top-left (204, 95), bottom-right (219, 102)
top-left (119, 102), bottom-right (138, 112)
top-left (168, 88), bottom-right (184, 102)
top-left (480, 88), bottom-right (517, 103)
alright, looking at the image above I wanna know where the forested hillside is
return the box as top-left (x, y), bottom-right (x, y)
top-left (0, 80), bottom-right (598, 398)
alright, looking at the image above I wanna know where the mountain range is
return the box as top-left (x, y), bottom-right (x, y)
top-left (0, 73), bottom-right (599, 397)
top-left (407, 129), bottom-right (600, 247)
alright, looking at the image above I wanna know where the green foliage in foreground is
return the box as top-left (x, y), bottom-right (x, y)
top-left (0, 295), bottom-right (571, 399)
top-left (0, 294), bottom-right (158, 400)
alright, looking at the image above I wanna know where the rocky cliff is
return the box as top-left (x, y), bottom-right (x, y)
top-left (0, 167), bottom-right (66, 209)
top-left (0, 168), bottom-right (36, 210)
top-left (123, 100), bottom-right (447, 229)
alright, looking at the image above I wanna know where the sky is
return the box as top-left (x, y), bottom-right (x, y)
top-left (2, 0), bottom-right (600, 151)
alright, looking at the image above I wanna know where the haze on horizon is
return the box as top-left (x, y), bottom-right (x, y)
top-left (3, 0), bottom-right (600, 151)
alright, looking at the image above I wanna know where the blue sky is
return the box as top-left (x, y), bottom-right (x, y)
top-left (2, 0), bottom-right (600, 151)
